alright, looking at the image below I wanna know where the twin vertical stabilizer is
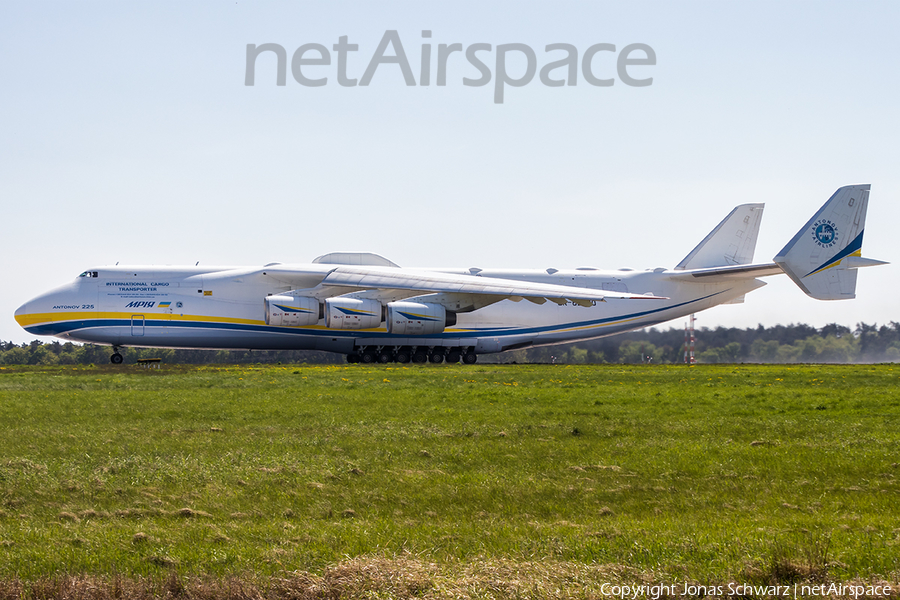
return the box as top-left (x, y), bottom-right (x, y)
top-left (774, 184), bottom-right (887, 300)
top-left (676, 203), bottom-right (765, 270)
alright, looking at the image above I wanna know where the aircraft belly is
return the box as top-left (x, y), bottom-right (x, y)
top-left (451, 281), bottom-right (760, 351)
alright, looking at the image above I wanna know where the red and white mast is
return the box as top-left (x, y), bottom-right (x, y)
top-left (684, 314), bottom-right (696, 364)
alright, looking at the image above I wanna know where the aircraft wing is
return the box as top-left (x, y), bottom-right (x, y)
top-left (317, 266), bottom-right (667, 306)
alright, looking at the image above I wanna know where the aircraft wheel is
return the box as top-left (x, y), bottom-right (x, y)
top-left (110, 353), bottom-right (124, 365)
top-left (395, 349), bottom-right (411, 363)
top-left (412, 351), bottom-right (428, 364)
top-left (346, 354), bottom-right (360, 364)
top-left (445, 351), bottom-right (461, 363)
top-left (361, 350), bottom-right (377, 364)
top-left (463, 352), bottom-right (477, 364)
top-left (378, 350), bottom-right (392, 363)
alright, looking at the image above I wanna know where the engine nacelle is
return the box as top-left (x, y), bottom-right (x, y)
top-left (265, 295), bottom-right (320, 327)
top-left (387, 301), bottom-right (456, 335)
top-left (325, 298), bottom-right (383, 330)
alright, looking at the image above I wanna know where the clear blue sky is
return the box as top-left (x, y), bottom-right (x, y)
top-left (1, 1), bottom-right (897, 344)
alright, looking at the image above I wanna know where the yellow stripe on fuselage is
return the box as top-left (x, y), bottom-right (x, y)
top-left (19, 309), bottom-right (647, 337)
top-left (16, 310), bottom-right (391, 333)
top-left (16, 310), bottom-right (267, 328)
top-left (553, 314), bottom-right (646, 334)
top-left (16, 310), bottom-right (265, 327)
top-left (16, 311), bottom-right (102, 327)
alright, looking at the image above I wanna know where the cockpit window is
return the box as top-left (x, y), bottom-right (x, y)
top-left (78, 271), bottom-right (99, 278)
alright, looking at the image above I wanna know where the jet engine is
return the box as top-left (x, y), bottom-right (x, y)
top-left (325, 298), bottom-right (383, 330)
top-left (265, 295), bottom-right (320, 327)
top-left (386, 301), bottom-right (456, 335)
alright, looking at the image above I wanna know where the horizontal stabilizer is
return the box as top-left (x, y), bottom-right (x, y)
top-left (842, 256), bottom-right (889, 269)
top-left (672, 262), bottom-right (784, 280)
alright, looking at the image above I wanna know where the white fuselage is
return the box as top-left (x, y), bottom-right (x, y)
top-left (15, 264), bottom-right (763, 355)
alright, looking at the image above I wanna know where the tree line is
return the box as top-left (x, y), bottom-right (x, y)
top-left (2, 322), bottom-right (899, 365)
top-left (500, 321), bottom-right (900, 364)
top-left (0, 341), bottom-right (344, 366)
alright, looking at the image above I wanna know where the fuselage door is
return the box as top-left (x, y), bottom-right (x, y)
top-left (131, 315), bottom-right (145, 336)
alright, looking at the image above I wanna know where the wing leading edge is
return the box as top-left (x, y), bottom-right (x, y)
top-left (322, 266), bottom-right (667, 305)
top-left (269, 265), bottom-right (668, 308)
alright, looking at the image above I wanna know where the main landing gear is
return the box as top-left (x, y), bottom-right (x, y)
top-left (346, 346), bottom-right (477, 365)
top-left (110, 347), bottom-right (124, 364)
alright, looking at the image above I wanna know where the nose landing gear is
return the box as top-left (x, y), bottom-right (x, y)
top-left (110, 347), bottom-right (124, 365)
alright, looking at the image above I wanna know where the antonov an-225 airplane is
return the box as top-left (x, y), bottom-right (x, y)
top-left (15, 185), bottom-right (887, 365)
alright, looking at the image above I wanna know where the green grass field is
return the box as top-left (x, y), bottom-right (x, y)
top-left (0, 363), bottom-right (897, 597)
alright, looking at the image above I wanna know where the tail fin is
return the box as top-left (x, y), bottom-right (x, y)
top-left (774, 184), bottom-right (887, 300)
top-left (676, 203), bottom-right (765, 270)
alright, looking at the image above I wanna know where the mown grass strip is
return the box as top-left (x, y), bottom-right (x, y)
top-left (0, 363), bottom-right (897, 586)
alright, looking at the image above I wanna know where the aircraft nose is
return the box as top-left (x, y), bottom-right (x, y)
top-left (14, 295), bottom-right (49, 333)
top-left (14, 281), bottom-right (79, 333)
top-left (14, 298), bottom-right (34, 328)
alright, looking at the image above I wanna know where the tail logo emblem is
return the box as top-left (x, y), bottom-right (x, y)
top-left (812, 220), bottom-right (838, 248)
